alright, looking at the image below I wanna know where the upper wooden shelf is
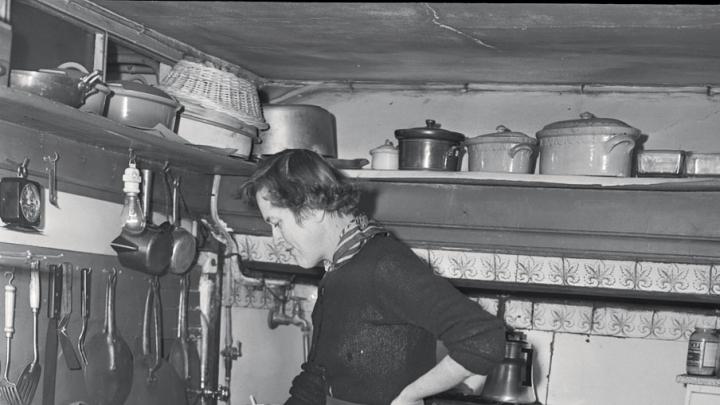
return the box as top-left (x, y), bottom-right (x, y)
top-left (0, 86), bottom-right (257, 176)
top-left (342, 169), bottom-right (720, 192)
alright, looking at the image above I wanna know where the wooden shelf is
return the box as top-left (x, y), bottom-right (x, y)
top-left (0, 86), bottom-right (257, 176)
top-left (342, 169), bottom-right (720, 192)
top-left (220, 173), bottom-right (720, 265)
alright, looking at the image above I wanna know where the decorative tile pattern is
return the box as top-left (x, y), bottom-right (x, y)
top-left (233, 282), bottom-right (275, 309)
top-left (651, 311), bottom-right (718, 340)
top-left (504, 299), bottom-right (533, 329)
top-left (637, 261), bottom-right (710, 294)
top-left (565, 258), bottom-right (634, 289)
top-left (470, 296), bottom-right (499, 316)
top-left (591, 306), bottom-right (653, 338)
top-left (710, 265), bottom-right (720, 295)
top-left (533, 302), bottom-right (593, 333)
top-left (244, 235), bottom-right (297, 264)
top-left (428, 249), bottom-right (494, 280)
top-left (517, 255), bottom-right (565, 285)
top-left (494, 254), bottom-right (517, 282)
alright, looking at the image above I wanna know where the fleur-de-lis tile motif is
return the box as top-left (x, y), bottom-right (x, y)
top-left (517, 256), bottom-right (544, 283)
top-left (657, 264), bottom-right (689, 292)
top-left (266, 239), bottom-right (294, 263)
top-left (533, 303), bottom-right (593, 333)
top-left (584, 261), bottom-right (617, 288)
top-left (593, 307), bottom-right (652, 338)
top-left (635, 265), bottom-right (653, 290)
top-left (494, 254), bottom-right (516, 281)
top-left (619, 265), bottom-right (637, 289)
top-left (449, 254), bottom-right (478, 279)
top-left (236, 234), bottom-right (259, 261)
top-left (428, 250), bottom-right (443, 276)
top-left (712, 265), bottom-right (720, 295)
top-left (548, 259), bottom-right (579, 285)
top-left (504, 300), bottom-right (533, 329)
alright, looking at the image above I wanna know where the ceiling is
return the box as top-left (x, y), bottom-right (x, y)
top-left (93, 2), bottom-right (720, 86)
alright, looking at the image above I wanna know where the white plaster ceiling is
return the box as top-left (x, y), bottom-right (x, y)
top-left (93, 2), bottom-right (720, 86)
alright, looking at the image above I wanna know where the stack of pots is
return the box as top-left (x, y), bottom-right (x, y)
top-left (535, 112), bottom-right (642, 177)
top-left (465, 125), bottom-right (538, 173)
top-left (394, 119), bottom-right (465, 171)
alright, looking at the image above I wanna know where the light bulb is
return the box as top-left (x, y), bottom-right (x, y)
top-left (119, 163), bottom-right (146, 233)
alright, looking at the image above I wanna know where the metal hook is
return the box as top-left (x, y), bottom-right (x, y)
top-left (17, 157), bottom-right (29, 178)
top-left (5, 271), bottom-right (14, 284)
top-left (128, 148), bottom-right (136, 166)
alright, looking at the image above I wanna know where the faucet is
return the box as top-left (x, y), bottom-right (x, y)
top-left (268, 285), bottom-right (312, 362)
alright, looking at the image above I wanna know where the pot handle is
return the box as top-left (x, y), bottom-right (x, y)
top-left (521, 346), bottom-right (534, 387)
top-left (604, 135), bottom-right (636, 154)
top-left (508, 143), bottom-right (537, 159)
top-left (57, 61), bottom-right (90, 74)
top-left (444, 144), bottom-right (466, 170)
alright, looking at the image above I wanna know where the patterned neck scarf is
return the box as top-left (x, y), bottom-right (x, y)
top-left (324, 214), bottom-right (389, 273)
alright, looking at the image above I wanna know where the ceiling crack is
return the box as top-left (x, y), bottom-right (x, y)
top-left (423, 3), bottom-right (496, 50)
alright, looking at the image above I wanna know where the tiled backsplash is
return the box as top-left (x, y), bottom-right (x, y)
top-left (232, 233), bottom-right (720, 342)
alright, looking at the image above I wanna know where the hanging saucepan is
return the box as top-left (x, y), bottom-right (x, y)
top-left (394, 119), bottom-right (465, 171)
top-left (465, 125), bottom-right (538, 173)
top-left (168, 176), bottom-right (197, 275)
top-left (9, 62), bottom-right (103, 107)
top-left (111, 169), bottom-right (173, 276)
top-left (535, 112), bottom-right (642, 177)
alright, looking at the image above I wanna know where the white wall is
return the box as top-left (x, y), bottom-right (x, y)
top-left (225, 87), bottom-right (720, 405)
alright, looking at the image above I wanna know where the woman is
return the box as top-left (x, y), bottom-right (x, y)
top-left (241, 149), bottom-right (505, 405)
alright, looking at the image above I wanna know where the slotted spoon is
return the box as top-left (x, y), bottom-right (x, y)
top-left (15, 261), bottom-right (41, 405)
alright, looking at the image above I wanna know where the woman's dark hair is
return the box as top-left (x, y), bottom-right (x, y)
top-left (240, 149), bottom-right (360, 221)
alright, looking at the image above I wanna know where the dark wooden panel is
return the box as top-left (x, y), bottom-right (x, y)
top-left (0, 241), bottom-right (201, 405)
top-left (218, 175), bottom-right (720, 264)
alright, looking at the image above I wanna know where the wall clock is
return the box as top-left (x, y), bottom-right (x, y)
top-left (0, 172), bottom-right (43, 229)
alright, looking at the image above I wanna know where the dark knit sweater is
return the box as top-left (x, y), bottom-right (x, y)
top-left (285, 235), bottom-right (506, 405)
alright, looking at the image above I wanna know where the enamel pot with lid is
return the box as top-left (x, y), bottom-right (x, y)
top-left (536, 112), bottom-right (642, 177)
top-left (465, 125), bottom-right (538, 173)
top-left (104, 80), bottom-right (183, 130)
top-left (394, 119), bottom-right (465, 171)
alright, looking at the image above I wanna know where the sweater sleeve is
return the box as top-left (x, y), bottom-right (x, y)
top-left (372, 239), bottom-right (506, 375)
top-left (284, 361), bottom-right (327, 405)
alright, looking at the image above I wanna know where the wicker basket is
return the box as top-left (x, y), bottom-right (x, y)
top-left (159, 59), bottom-right (268, 130)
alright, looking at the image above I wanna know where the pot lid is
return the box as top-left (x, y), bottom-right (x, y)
top-left (536, 111), bottom-right (640, 138)
top-left (465, 125), bottom-right (537, 145)
top-left (370, 139), bottom-right (398, 154)
top-left (394, 119), bottom-right (465, 142)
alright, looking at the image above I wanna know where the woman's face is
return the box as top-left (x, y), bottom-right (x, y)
top-left (256, 188), bottom-right (329, 268)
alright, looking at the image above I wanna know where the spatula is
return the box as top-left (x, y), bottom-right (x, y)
top-left (16, 261), bottom-right (41, 405)
top-left (57, 262), bottom-right (81, 370)
top-left (0, 271), bottom-right (22, 405)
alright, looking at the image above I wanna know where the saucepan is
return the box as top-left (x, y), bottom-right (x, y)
top-left (9, 61), bottom-right (103, 107)
top-left (104, 78), bottom-right (183, 130)
top-left (111, 169), bottom-right (173, 276)
top-left (394, 119), bottom-right (466, 171)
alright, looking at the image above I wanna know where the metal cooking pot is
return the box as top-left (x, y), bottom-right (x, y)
top-left (9, 66), bottom-right (102, 107)
top-left (253, 104), bottom-right (337, 158)
top-left (465, 125), bottom-right (538, 173)
top-left (110, 169), bottom-right (172, 276)
top-left (394, 119), bottom-right (465, 171)
top-left (536, 112), bottom-right (642, 177)
top-left (105, 80), bottom-right (183, 130)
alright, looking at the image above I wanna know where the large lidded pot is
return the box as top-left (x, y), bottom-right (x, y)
top-left (535, 112), bottom-right (642, 177)
top-left (394, 119), bottom-right (465, 171)
top-left (465, 125), bottom-right (538, 173)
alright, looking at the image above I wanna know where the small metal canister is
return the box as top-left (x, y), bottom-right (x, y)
top-left (686, 327), bottom-right (719, 376)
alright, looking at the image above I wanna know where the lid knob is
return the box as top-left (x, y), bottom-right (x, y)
top-left (495, 125), bottom-right (511, 133)
top-left (425, 119), bottom-right (440, 129)
top-left (579, 112), bottom-right (596, 120)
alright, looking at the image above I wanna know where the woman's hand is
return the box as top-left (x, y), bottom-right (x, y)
top-left (390, 392), bottom-right (424, 405)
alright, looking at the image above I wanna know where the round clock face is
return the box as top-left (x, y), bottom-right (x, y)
top-left (20, 183), bottom-right (41, 223)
